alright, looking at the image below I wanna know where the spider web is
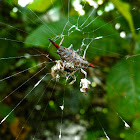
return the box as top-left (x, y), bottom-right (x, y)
top-left (0, 0), bottom-right (140, 140)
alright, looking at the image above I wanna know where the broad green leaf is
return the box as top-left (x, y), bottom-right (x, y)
top-left (110, 0), bottom-right (136, 39)
top-left (25, 16), bottom-right (127, 60)
top-left (133, 119), bottom-right (140, 132)
top-left (134, 33), bottom-right (140, 54)
top-left (107, 56), bottom-right (140, 121)
top-left (86, 130), bottom-right (104, 140)
top-left (135, 40), bottom-right (140, 54)
top-left (28, 0), bottom-right (56, 12)
top-left (133, 123), bottom-right (140, 140)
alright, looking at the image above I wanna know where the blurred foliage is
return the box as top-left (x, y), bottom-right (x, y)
top-left (110, 0), bottom-right (136, 39)
top-left (0, 0), bottom-right (140, 140)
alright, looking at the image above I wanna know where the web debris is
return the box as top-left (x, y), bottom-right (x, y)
top-left (80, 78), bottom-right (91, 93)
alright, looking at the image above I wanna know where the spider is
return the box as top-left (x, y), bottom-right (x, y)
top-left (49, 38), bottom-right (96, 85)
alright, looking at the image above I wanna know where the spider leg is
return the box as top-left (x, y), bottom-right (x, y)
top-left (68, 44), bottom-right (73, 50)
top-left (51, 60), bottom-right (64, 79)
top-left (68, 73), bottom-right (76, 85)
top-left (59, 36), bottom-right (64, 46)
top-left (81, 68), bottom-right (87, 78)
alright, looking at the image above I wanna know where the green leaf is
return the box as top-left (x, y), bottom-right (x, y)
top-left (25, 16), bottom-right (127, 60)
top-left (110, 0), bottom-right (136, 39)
top-left (86, 130), bottom-right (103, 140)
top-left (28, 0), bottom-right (56, 12)
top-left (106, 56), bottom-right (140, 120)
top-left (134, 33), bottom-right (140, 54)
top-left (133, 125), bottom-right (140, 140)
top-left (133, 119), bottom-right (140, 131)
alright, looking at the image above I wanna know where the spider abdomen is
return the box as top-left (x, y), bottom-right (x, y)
top-left (48, 38), bottom-right (96, 69)
top-left (57, 46), bottom-right (89, 69)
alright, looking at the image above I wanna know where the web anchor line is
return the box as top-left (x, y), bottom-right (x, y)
top-left (0, 66), bottom-right (49, 124)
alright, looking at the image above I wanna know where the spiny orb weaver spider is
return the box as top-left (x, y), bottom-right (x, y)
top-left (49, 38), bottom-right (96, 86)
